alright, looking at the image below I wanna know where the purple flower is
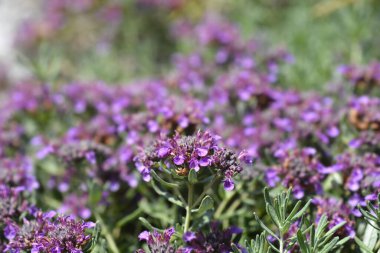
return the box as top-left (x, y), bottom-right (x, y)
top-left (4, 222), bottom-right (18, 240)
top-left (199, 157), bottom-right (211, 167)
top-left (158, 146), bottom-right (171, 158)
top-left (223, 178), bottom-right (234, 191)
top-left (136, 130), bottom-right (243, 190)
top-left (313, 197), bottom-right (356, 238)
top-left (266, 147), bottom-right (326, 198)
top-left (179, 222), bottom-right (244, 253)
top-left (4, 210), bottom-right (94, 253)
top-left (331, 152), bottom-right (380, 215)
top-left (196, 147), bottom-right (208, 157)
top-left (138, 231), bottom-right (150, 241)
top-left (174, 155), bottom-right (185, 165)
top-left (340, 61), bottom-right (380, 93)
top-left (183, 231), bottom-right (196, 242)
top-left (137, 228), bottom-right (177, 253)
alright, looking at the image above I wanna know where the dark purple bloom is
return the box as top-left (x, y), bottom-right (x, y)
top-left (265, 147), bottom-right (326, 198)
top-left (179, 222), bottom-right (243, 253)
top-left (183, 232), bottom-right (196, 242)
top-left (137, 227), bottom-right (177, 253)
top-left (313, 197), bottom-right (356, 238)
top-left (4, 210), bottom-right (94, 253)
top-left (329, 152), bottom-right (380, 215)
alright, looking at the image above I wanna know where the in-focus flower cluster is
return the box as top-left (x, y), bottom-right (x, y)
top-left (135, 130), bottom-right (245, 191)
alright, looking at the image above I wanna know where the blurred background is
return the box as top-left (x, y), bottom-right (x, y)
top-left (0, 0), bottom-right (379, 90)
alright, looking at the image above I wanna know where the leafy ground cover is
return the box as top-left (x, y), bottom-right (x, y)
top-left (1, 0), bottom-right (380, 252)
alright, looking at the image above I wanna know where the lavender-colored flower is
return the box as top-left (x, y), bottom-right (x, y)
top-left (313, 197), bottom-right (355, 238)
top-left (339, 61), bottom-right (380, 93)
top-left (137, 227), bottom-right (177, 253)
top-left (136, 130), bottom-right (244, 191)
top-left (59, 194), bottom-right (92, 219)
top-left (145, 95), bottom-right (209, 136)
top-left (4, 210), bottom-right (95, 253)
top-left (266, 147), bottom-right (326, 198)
top-left (327, 152), bottom-right (380, 216)
top-left (0, 156), bottom-right (39, 192)
top-left (348, 96), bottom-right (380, 132)
top-left (179, 222), bottom-right (243, 253)
top-left (0, 185), bottom-right (30, 224)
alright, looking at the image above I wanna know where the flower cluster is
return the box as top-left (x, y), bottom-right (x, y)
top-left (348, 96), bottom-right (380, 132)
top-left (2, 2), bottom-right (380, 252)
top-left (313, 197), bottom-right (355, 238)
top-left (266, 147), bottom-right (325, 198)
top-left (327, 152), bottom-right (380, 215)
top-left (137, 228), bottom-right (177, 253)
top-left (136, 130), bottom-right (244, 190)
top-left (180, 223), bottom-right (243, 253)
top-left (4, 210), bottom-right (95, 253)
top-left (339, 61), bottom-right (380, 93)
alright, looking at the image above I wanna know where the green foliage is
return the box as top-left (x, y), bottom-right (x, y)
top-left (254, 188), bottom-right (311, 252)
top-left (296, 215), bottom-right (349, 253)
top-left (232, 232), bottom-right (270, 253)
top-left (356, 193), bottom-right (380, 252)
top-left (252, 188), bottom-right (348, 253)
top-left (228, 0), bottom-right (380, 90)
top-left (359, 193), bottom-right (380, 231)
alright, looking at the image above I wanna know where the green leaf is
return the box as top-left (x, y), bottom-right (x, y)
top-left (290, 199), bottom-right (311, 221)
top-left (296, 230), bottom-right (309, 253)
top-left (188, 168), bottom-right (198, 184)
top-left (263, 188), bottom-right (273, 206)
top-left (231, 244), bottom-right (242, 253)
top-left (138, 217), bottom-right (163, 232)
top-left (151, 180), bottom-right (184, 207)
top-left (254, 213), bottom-right (279, 241)
top-left (319, 237), bottom-right (339, 253)
top-left (151, 170), bottom-right (179, 188)
top-left (354, 236), bottom-right (373, 253)
top-left (192, 195), bottom-right (214, 217)
top-left (116, 207), bottom-right (143, 227)
top-left (359, 205), bottom-right (378, 223)
top-left (363, 222), bottom-right (378, 250)
top-left (324, 221), bottom-right (346, 238)
top-left (266, 203), bottom-right (281, 228)
top-left (286, 201), bottom-right (302, 222)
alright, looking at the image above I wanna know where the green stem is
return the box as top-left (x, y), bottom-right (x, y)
top-left (116, 207), bottom-right (143, 228)
top-left (279, 233), bottom-right (284, 253)
top-left (184, 183), bottom-right (194, 233)
top-left (94, 212), bottom-right (120, 253)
